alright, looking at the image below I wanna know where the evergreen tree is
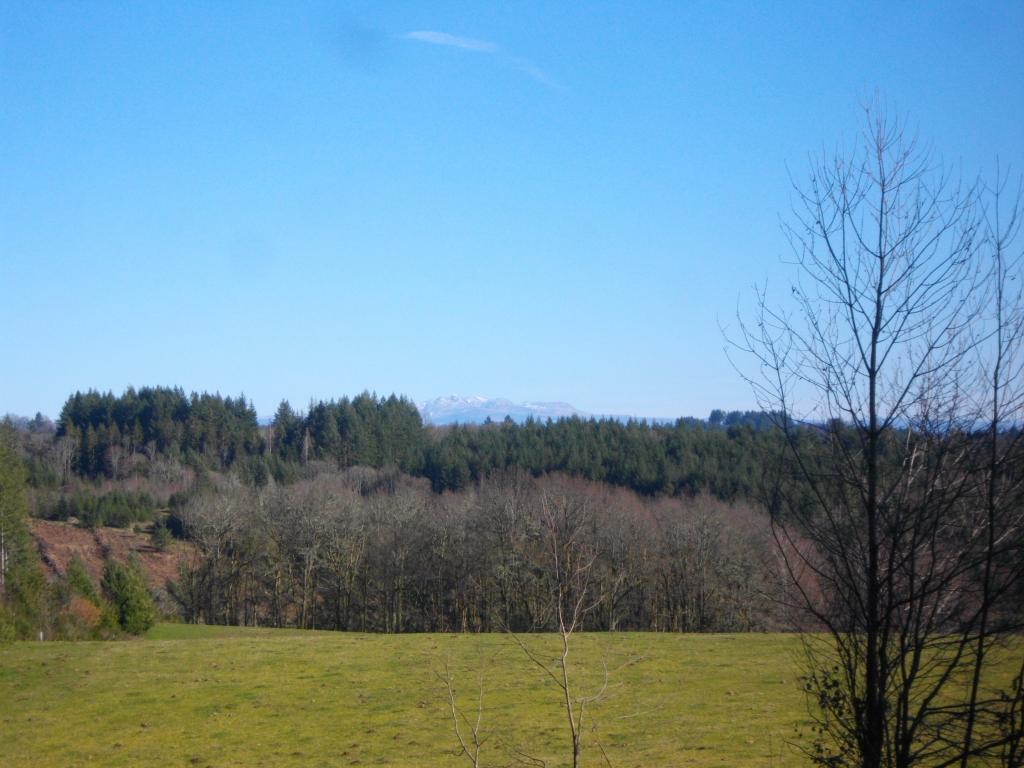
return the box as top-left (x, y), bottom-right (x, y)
top-left (0, 425), bottom-right (50, 638)
top-left (101, 558), bottom-right (156, 635)
top-left (272, 400), bottom-right (303, 463)
top-left (0, 427), bottom-right (32, 598)
top-left (64, 556), bottom-right (100, 606)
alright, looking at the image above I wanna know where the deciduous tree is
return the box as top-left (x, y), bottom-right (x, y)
top-left (738, 106), bottom-right (1024, 767)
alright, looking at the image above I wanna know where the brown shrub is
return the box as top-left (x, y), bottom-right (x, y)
top-left (66, 595), bottom-right (101, 629)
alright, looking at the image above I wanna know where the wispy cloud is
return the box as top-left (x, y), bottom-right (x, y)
top-left (511, 57), bottom-right (557, 88)
top-left (403, 29), bottom-right (558, 88)
top-left (404, 31), bottom-right (498, 53)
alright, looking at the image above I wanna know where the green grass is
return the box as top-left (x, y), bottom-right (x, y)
top-left (1, 626), bottom-right (818, 767)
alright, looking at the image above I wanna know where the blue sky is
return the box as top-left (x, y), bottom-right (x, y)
top-left (2, 1), bottom-right (1022, 420)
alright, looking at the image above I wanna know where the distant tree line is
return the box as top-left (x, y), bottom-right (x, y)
top-left (42, 386), bottom-right (781, 502)
top-left (4, 389), bottom-right (1016, 646)
top-left (2, 388), bottom-right (799, 639)
top-left (421, 414), bottom-right (778, 498)
top-left (56, 387), bottom-right (261, 477)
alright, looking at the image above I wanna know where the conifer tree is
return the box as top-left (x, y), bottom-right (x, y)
top-left (101, 558), bottom-right (156, 635)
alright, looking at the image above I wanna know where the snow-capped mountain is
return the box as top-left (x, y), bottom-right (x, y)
top-left (418, 395), bottom-right (586, 425)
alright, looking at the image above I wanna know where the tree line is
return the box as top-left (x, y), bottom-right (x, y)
top-left (169, 468), bottom-right (777, 634)
top-left (42, 385), bottom-right (782, 502)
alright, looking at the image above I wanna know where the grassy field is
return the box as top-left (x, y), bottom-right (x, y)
top-left (1, 625), bottom-right (816, 767)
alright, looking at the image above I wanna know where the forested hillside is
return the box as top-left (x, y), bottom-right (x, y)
top-left (21, 385), bottom-right (1011, 638)
top-left (1, 387), bottom-right (794, 635)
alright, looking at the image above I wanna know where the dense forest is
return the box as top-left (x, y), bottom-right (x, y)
top-left (42, 386), bottom-right (780, 499)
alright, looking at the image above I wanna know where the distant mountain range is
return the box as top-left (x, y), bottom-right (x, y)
top-left (417, 396), bottom-right (585, 425)
top-left (416, 395), bottom-right (678, 426)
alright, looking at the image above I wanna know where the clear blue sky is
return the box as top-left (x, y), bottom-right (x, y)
top-left (2, 1), bottom-right (1022, 420)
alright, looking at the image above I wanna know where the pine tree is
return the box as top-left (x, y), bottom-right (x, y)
top-left (101, 558), bottom-right (156, 635)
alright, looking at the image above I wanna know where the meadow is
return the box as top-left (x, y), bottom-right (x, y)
top-left (0, 626), bottom-right (814, 767)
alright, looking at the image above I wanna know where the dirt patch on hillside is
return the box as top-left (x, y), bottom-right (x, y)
top-left (30, 519), bottom-right (196, 592)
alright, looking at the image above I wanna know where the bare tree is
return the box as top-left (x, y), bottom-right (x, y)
top-left (320, 491), bottom-right (365, 631)
top-left (53, 435), bottom-right (76, 485)
top-left (287, 479), bottom-right (334, 629)
top-left (438, 479), bottom-right (615, 768)
top-left (508, 482), bottom-right (609, 768)
top-left (479, 470), bottom-right (539, 633)
top-left (439, 653), bottom-right (488, 768)
top-left (178, 477), bottom-right (256, 624)
top-left (736, 106), bottom-right (1024, 767)
top-left (961, 168), bottom-right (1024, 767)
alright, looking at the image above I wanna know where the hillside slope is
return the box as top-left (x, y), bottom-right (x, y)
top-left (30, 519), bottom-right (194, 595)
